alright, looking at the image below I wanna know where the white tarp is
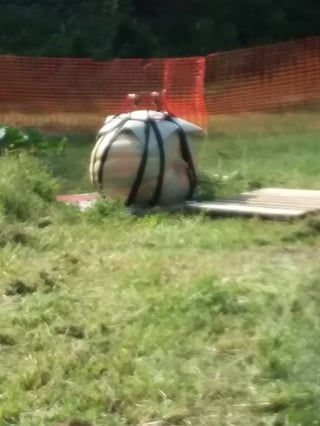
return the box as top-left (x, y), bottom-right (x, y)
top-left (89, 110), bottom-right (205, 206)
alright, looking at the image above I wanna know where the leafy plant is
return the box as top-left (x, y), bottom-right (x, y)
top-left (195, 168), bottom-right (243, 200)
top-left (0, 125), bottom-right (66, 156)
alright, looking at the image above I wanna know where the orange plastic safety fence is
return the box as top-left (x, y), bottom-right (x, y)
top-left (0, 36), bottom-right (320, 133)
top-left (0, 55), bottom-right (206, 131)
top-left (205, 37), bottom-right (320, 114)
top-left (163, 57), bottom-right (207, 128)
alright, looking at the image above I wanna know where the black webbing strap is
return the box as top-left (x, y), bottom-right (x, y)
top-left (125, 119), bottom-right (151, 206)
top-left (96, 117), bottom-right (131, 191)
top-left (148, 119), bottom-right (166, 207)
top-left (164, 114), bottom-right (197, 200)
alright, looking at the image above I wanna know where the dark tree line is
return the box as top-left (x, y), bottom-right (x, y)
top-left (0, 0), bottom-right (319, 58)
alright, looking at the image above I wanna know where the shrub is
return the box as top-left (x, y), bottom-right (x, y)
top-left (0, 125), bottom-right (66, 156)
top-left (0, 125), bottom-right (70, 222)
top-left (0, 153), bottom-right (60, 222)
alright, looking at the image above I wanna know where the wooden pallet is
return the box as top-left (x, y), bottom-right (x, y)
top-left (186, 188), bottom-right (320, 219)
top-left (56, 188), bottom-right (320, 219)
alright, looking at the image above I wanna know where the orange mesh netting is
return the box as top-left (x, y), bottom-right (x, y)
top-left (0, 55), bottom-right (206, 131)
top-left (205, 36), bottom-right (320, 114)
top-left (0, 36), bottom-right (320, 132)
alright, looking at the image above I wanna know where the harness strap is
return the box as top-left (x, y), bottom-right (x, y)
top-left (125, 118), bottom-right (151, 206)
top-left (164, 114), bottom-right (197, 200)
top-left (96, 117), bottom-right (130, 191)
top-left (148, 119), bottom-right (165, 207)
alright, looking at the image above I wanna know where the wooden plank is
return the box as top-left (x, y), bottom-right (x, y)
top-left (206, 188), bottom-right (320, 216)
top-left (184, 187), bottom-right (320, 219)
top-left (213, 198), bottom-right (320, 209)
top-left (246, 188), bottom-right (320, 196)
top-left (56, 187), bottom-right (320, 219)
top-left (238, 193), bottom-right (320, 200)
top-left (185, 202), bottom-right (306, 219)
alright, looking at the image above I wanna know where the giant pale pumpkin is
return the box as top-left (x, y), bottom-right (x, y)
top-left (89, 109), bottom-right (205, 207)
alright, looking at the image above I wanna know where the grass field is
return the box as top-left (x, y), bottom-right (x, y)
top-left (1, 113), bottom-right (320, 426)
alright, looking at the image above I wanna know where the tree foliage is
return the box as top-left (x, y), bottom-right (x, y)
top-left (0, 0), bottom-right (319, 58)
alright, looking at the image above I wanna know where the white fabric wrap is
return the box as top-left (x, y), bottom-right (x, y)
top-left (89, 110), bottom-right (205, 206)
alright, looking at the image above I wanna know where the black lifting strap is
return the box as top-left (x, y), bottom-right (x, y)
top-left (125, 119), bottom-right (151, 206)
top-left (148, 119), bottom-right (165, 207)
top-left (96, 115), bottom-right (131, 191)
top-left (164, 114), bottom-right (197, 200)
top-left (125, 116), bottom-right (165, 207)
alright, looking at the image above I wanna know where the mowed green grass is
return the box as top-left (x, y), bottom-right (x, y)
top-left (1, 115), bottom-right (320, 426)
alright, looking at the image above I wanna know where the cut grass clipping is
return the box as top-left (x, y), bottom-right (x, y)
top-left (0, 117), bottom-right (320, 425)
